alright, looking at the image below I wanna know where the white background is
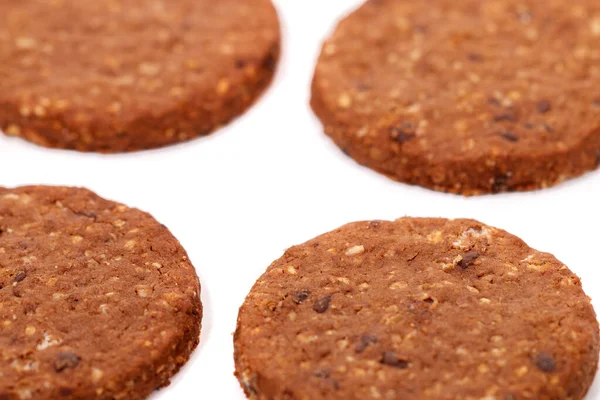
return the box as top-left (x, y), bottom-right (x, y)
top-left (1, 1), bottom-right (600, 398)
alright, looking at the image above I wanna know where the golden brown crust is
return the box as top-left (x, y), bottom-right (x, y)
top-left (235, 218), bottom-right (599, 400)
top-left (311, 0), bottom-right (600, 195)
top-left (0, 186), bottom-right (202, 399)
top-left (0, 0), bottom-right (280, 152)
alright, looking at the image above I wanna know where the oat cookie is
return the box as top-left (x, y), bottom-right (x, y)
top-left (0, 0), bottom-right (280, 152)
top-left (0, 186), bottom-right (202, 399)
top-left (311, 0), bottom-right (600, 194)
top-left (234, 218), bottom-right (599, 400)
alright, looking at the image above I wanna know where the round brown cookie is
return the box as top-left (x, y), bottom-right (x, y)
top-left (311, 0), bottom-right (600, 195)
top-left (0, 0), bottom-right (280, 153)
top-left (0, 186), bottom-right (202, 399)
top-left (234, 218), bottom-right (599, 400)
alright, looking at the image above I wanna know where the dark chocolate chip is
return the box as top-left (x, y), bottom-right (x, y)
top-left (492, 174), bottom-right (510, 193)
top-left (536, 100), bottom-right (551, 114)
top-left (74, 211), bottom-right (97, 219)
top-left (543, 124), bottom-right (554, 133)
top-left (493, 112), bottom-right (517, 122)
top-left (314, 369), bottom-right (330, 379)
top-left (534, 352), bottom-right (557, 373)
top-left (467, 53), bottom-right (483, 62)
top-left (24, 304), bottom-right (37, 315)
top-left (54, 352), bottom-right (81, 372)
top-left (381, 352), bottom-right (409, 369)
top-left (291, 290), bottom-right (311, 304)
top-left (423, 297), bottom-right (435, 304)
top-left (313, 295), bottom-right (331, 313)
top-left (499, 131), bottom-right (519, 142)
top-left (392, 132), bottom-right (415, 143)
top-left (262, 45), bottom-right (278, 71)
top-left (355, 335), bottom-right (378, 353)
top-left (390, 122), bottom-right (416, 144)
top-left (14, 272), bottom-right (26, 283)
top-left (458, 251), bottom-right (480, 269)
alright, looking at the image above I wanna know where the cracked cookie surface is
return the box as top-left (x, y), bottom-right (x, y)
top-left (311, 0), bottom-right (600, 194)
top-left (0, 186), bottom-right (202, 399)
top-left (234, 218), bottom-right (598, 400)
top-left (0, 0), bottom-right (280, 152)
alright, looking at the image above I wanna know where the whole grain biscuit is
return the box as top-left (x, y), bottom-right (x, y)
top-left (235, 218), bottom-right (599, 400)
top-left (0, 186), bottom-right (202, 399)
top-left (311, 0), bottom-right (600, 195)
top-left (0, 0), bottom-right (280, 152)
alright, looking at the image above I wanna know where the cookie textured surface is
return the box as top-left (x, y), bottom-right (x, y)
top-left (235, 218), bottom-right (599, 400)
top-left (311, 0), bottom-right (600, 194)
top-left (0, 0), bottom-right (280, 152)
top-left (0, 186), bottom-right (202, 399)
